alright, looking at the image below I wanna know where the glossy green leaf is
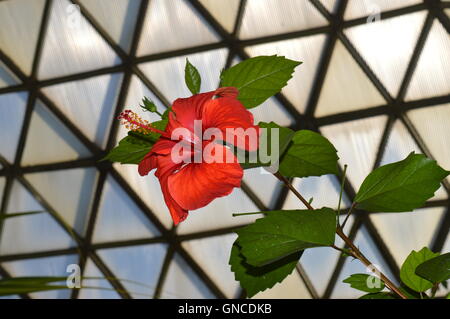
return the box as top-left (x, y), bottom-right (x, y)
top-left (236, 208), bottom-right (336, 267)
top-left (400, 247), bottom-right (439, 292)
top-left (229, 241), bottom-right (301, 298)
top-left (355, 153), bottom-right (449, 212)
top-left (359, 292), bottom-right (396, 299)
top-left (415, 253), bottom-right (450, 284)
top-left (0, 277), bottom-right (68, 297)
top-left (184, 58), bottom-right (201, 95)
top-left (220, 55), bottom-right (302, 109)
top-left (343, 273), bottom-right (385, 293)
top-left (279, 130), bottom-right (339, 177)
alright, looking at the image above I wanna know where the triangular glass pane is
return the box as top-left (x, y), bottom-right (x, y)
top-left (246, 34), bottom-right (327, 113)
top-left (21, 99), bottom-right (91, 166)
top-left (406, 20), bottom-right (450, 101)
top-left (344, 0), bottom-right (421, 20)
top-left (0, 180), bottom-right (75, 255)
top-left (78, 0), bottom-right (141, 52)
top-left (380, 119), bottom-right (448, 200)
top-left (182, 234), bottom-right (240, 298)
top-left (239, 0), bottom-right (328, 40)
top-left (249, 96), bottom-right (294, 128)
top-left (253, 271), bottom-right (311, 299)
top-left (176, 188), bottom-right (260, 235)
top-left (139, 49), bottom-right (228, 103)
top-left (408, 103), bottom-right (450, 184)
top-left (137, 0), bottom-right (219, 56)
top-left (78, 258), bottom-right (120, 299)
top-left (2, 254), bottom-right (78, 299)
top-left (370, 207), bottom-right (445, 266)
top-left (330, 226), bottom-right (397, 299)
top-left (113, 162), bottom-right (174, 229)
top-left (24, 168), bottom-right (98, 236)
top-left (243, 167), bottom-right (284, 210)
top-left (0, 0), bottom-right (46, 75)
top-left (92, 175), bottom-right (160, 244)
top-left (316, 40), bottom-right (386, 117)
top-left (0, 92), bottom-right (28, 163)
top-left (161, 253), bottom-right (216, 299)
top-left (199, 0), bottom-right (240, 33)
top-left (0, 61), bottom-right (20, 88)
top-left (321, 115), bottom-right (387, 189)
top-left (283, 175), bottom-right (351, 211)
top-left (345, 11), bottom-right (426, 96)
top-left (38, 0), bottom-right (120, 79)
top-left (42, 73), bottom-right (123, 147)
top-left (97, 243), bottom-right (167, 298)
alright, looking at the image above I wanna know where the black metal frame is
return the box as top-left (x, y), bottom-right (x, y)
top-left (0, 0), bottom-right (448, 299)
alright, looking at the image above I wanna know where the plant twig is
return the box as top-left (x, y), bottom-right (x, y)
top-left (274, 172), bottom-right (313, 210)
top-left (341, 202), bottom-right (356, 229)
top-left (337, 164), bottom-right (347, 216)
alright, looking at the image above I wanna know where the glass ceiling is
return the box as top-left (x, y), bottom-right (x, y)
top-left (0, 0), bottom-right (449, 299)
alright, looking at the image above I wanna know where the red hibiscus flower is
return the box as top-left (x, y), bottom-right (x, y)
top-left (119, 87), bottom-right (260, 225)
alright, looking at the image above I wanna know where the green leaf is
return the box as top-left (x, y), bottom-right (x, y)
top-left (0, 277), bottom-right (68, 297)
top-left (343, 274), bottom-right (385, 293)
top-left (102, 119), bottom-right (167, 165)
top-left (238, 121), bottom-right (295, 170)
top-left (184, 58), bottom-right (201, 95)
top-left (415, 253), bottom-right (450, 284)
top-left (220, 55), bottom-right (302, 109)
top-left (236, 208), bottom-right (336, 267)
top-left (229, 241), bottom-right (301, 298)
top-left (400, 247), bottom-right (439, 292)
top-left (279, 130), bottom-right (339, 177)
top-left (359, 292), bottom-right (396, 299)
top-left (0, 210), bottom-right (44, 221)
top-left (354, 153), bottom-right (449, 212)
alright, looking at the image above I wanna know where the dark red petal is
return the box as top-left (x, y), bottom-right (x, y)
top-left (167, 144), bottom-right (243, 210)
top-left (201, 97), bottom-right (260, 151)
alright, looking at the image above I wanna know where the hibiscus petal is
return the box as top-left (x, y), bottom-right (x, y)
top-left (201, 97), bottom-right (260, 151)
top-left (138, 139), bottom-right (177, 176)
top-left (167, 144), bottom-right (243, 211)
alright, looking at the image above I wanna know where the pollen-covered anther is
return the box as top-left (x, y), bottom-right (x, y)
top-left (118, 110), bottom-right (152, 134)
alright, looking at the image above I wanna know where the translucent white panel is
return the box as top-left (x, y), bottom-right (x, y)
top-left (253, 271), bottom-right (310, 299)
top-left (113, 163), bottom-right (173, 228)
top-left (79, 0), bottom-right (141, 51)
top-left (21, 100), bottom-right (91, 166)
top-left (182, 234), bottom-right (240, 298)
top-left (239, 0), bottom-right (327, 40)
top-left (93, 175), bottom-right (159, 243)
top-left (321, 0), bottom-right (338, 14)
top-left (321, 116), bottom-right (387, 189)
top-left (0, 61), bottom-right (19, 88)
top-left (199, 0), bottom-right (240, 33)
top-left (370, 207), bottom-right (445, 265)
top-left (176, 188), bottom-right (260, 235)
top-left (446, 9), bottom-right (450, 19)
top-left (344, 0), bottom-right (421, 20)
top-left (246, 34), bottom-right (327, 113)
top-left (38, 0), bottom-right (120, 79)
top-left (345, 12), bottom-right (426, 96)
top-left (78, 258), bottom-right (120, 299)
top-left (283, 175), bottom-right (351, 211)
top-left (161, 253), bottom-right (215, 299)
top-left (380, 120), bottom-right (448, 200)
top-left (0, 0), bottom-right (45, 75)
top-left (0, 180), bottom-right (75, 255)
top-left (2, 254), bottom-right (79, 299)
top-left (331, 226), bottom-right (396, 299)
top-left (243, 168), bottom-right (283, 209)
top-left (137, 0), bottom-right (219, 56)
top-left (409, 103), bottom-right (450, 183)
top-left (0, 92), bottom-right (28, 162)
top-left (42, 73), bottom-right (123, 147)
top-left (406, 20), bottom-right (450, 101)
top-left (25, 168), bottom-right (98, 235)
top-left (316, 40), bottom-right (386, 117)
top-left (139, 49), bottom-right (228, 103)
top-left (97, 243), bottom-right (167, 298)
top-left (249, 97), bottom-right (294, 127)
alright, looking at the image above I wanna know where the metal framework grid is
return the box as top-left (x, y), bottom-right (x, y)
top-left (0, 0), bottom-right (448, 299)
